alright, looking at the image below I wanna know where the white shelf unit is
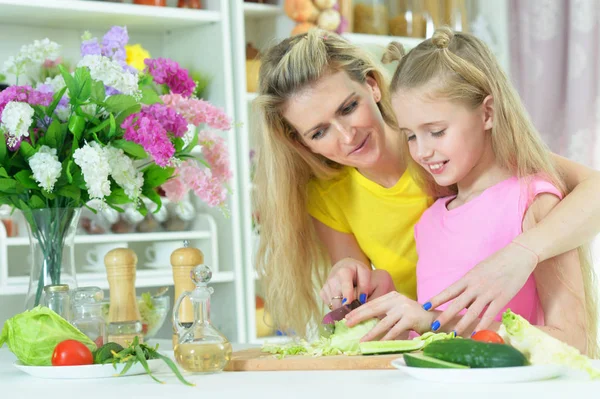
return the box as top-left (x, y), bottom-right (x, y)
top-left (230, 1), bottom-right (427, 345)
top-left (0, 0), bottom-right (246, 343)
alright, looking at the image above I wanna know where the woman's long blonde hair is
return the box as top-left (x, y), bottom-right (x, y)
top-left (383, 27), bottom-right (598, 356)
top-left (253, 28), bottom-right (398, 337)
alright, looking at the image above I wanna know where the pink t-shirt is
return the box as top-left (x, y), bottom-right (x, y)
top-left (415, 176), bottom-right (562, 325)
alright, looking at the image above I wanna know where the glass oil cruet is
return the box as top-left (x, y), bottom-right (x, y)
top-left (173, 262), bottom-right (232, 373)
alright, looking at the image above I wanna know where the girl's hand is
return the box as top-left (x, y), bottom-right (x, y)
top-left (345, 292), bottom-right (435, 341)
top-left (422, 242), bottom-right (538, 334)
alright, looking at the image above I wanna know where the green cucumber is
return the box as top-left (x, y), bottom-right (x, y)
top-left (359, 339), bottom-right (424, 355)
top-left (403, 353), bottom-right (469, 369)
top-left (424, 339), bottom-right (527, 368)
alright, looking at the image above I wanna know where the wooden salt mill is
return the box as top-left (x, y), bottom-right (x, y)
top-left (171, 241), bottom-right (204, 348)
top-left (105, 248), bottom-right (144, 347)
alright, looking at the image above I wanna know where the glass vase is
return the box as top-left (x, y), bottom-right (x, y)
top-left (23, 207), bottom-right (82, 309)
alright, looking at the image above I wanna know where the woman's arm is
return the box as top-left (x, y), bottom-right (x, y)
top-left (427, 155), bottom-right (600, 332)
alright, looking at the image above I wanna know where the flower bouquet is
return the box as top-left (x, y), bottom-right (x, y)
top-left (0, 26), bottom-right (233, 308)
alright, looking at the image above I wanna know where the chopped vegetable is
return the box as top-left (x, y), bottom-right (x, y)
top-left (52, 340), bottom-right (94, 366)
top-left (0, 306), bottom-right (96, 366)
top-left (472, 330), bottom-right (504, 344)
top-left (93, 342), bottom-right (124, 364)
top-left (499, 309), bottom-right (600, 378)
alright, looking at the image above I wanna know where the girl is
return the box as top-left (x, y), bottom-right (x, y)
top-left (346, 27), bottom-right (597, 355)
top-left (253, 28), bottom-right (600, 339)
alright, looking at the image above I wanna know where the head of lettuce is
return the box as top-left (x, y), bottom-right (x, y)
top-left (0, 306), bottom-right (96, 366)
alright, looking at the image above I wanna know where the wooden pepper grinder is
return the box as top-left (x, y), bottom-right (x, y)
top-left (105, 248), bottom-right (144, 347)
top-left (171, 240), bottom-right (204, 348)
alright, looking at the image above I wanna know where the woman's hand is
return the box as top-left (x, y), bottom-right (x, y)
top-left (319, 260), bottom-right (396, 309)
top-left (422, 242), bottom-right (538, 334)
top-left (320, 258), bottom-right (372, 309)
top-left (345, 292), bottom-right (436, 341)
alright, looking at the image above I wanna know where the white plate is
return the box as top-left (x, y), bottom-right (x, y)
top-left (391, 357), bottom-right (565, 383)
top-left (14, 359), bottom-right (163, 379)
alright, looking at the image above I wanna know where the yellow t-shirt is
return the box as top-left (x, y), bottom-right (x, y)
top-left (307, 167), bottom-right (432, 299)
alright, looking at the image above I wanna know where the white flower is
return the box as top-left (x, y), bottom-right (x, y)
top-left (105, 145), bottom-right (144, 202)
top-left (3, 39), bottom-right (60, 78)
top-left (183, 124), bottom-right (196, 147)
top-left (73, 141), bottom-right (111, 200)
top-left (1, 101), bottom-right (34, 147)
top-left (43, 75), bottom-right (66, 94)
top-left (77, 55), bottom-right (141, 99)
top-left (28, 145), bottom-right (62, 192)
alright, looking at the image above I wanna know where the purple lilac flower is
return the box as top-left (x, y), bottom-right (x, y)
top-left (144, 58), bottom-right (196, 98)
top-left (81, 38), bottom-right (102, 57)
top-left (102, 26), bottom-right (128, 66)
top-left (141, 104), bottom-right (188, 138)
top-left (0, 85), bottom-right (53, 116)
top-left (105, 86), bottom-right (121, 96)
top-left (121, 114), bottom-right (175, 167)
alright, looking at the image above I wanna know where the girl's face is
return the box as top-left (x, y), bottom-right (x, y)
top-left (282, 71), bottom-right (388, 170)
top-left (392, 90), bottom-right (494, 187)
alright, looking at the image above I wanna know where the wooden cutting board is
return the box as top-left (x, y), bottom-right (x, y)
top-left (224, 348), bottom-right (401, 371)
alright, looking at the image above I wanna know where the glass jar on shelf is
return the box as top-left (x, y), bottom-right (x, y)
top-left (353, 0), bottom-right (389, 36)
top-left (388, 0), bottom-right (430, 38)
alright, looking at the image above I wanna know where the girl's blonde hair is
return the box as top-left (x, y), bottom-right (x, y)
top-left (383, 27), bottom-right (598, 356)
top-left (253, 28), bottom-right (398, 336)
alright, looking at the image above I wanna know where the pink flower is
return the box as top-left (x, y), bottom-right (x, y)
top-left (141, 103), bottom-right (188, 138)
top-left (198, 130), bottom-right (232, 183)
top-left (121, 114), bottom-right (175, 167)
top-left (161, 94), bottom-right (232, 130)
top-left (144, 58), bottom-right (196, 97)
top-left (163, 159), bottom-right (228, 208)
top-left (161, 176), bottom-right (188, 203)
top-left (0, 85), bottom-right (53, 117)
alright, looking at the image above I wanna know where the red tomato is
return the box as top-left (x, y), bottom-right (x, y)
top-left (471, 330), bottom-right (504, 344)
top-left (51, 340), bottom-right (94, 366)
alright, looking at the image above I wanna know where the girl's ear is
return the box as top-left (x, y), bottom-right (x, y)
top-left (366, 75), bottom-right (382, 103)
top-left (482, 95), bottom-right (494, 130)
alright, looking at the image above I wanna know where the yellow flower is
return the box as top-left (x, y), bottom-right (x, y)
top-left (125, 44), bottom-right (151, 71)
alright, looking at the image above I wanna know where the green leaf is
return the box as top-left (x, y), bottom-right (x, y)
top-left (142, 187), bottom-right (162, 213)
top-left (91, 81), bottom-right (106, 103)
top-left (0, 167), bottom-right (7, 178)
top-left (75, 68), bottom-right (92, 102)
top-left (106, 187), bottom-right (130, 204)
top-left (29, 195), bottom-right (46, 209)
top-left (46, 87), bottom-right (68, 117)
top-left (0, 133), bottom-right (6, 164)
top-left (104, 94), bottom-right (138, 114)
top-left (59, 65), bottom-right (78, 103)
top-left (0, 178), bottom-right (17, 193)
top-left (182, 129), bottom-right (198, 153)
top-left (40, 189), bottom-right (56, 200)
top-left (14, 170), bottom-right (39, 189)
top-left (142, 164), bottom-right (174, 189)
top-left (44, 119), bottom-right (62, 149)
top-left (19, 141), bottom-right (36, 159)
top-left (108, 114), bottom-right (117, 139)
top-left (88, 118), bottom-right (110, 135)
top-left (114, 104), bottom-right (141, 127)
top-left (111, 139), bottom-right (147, 159)
top-left (68, 114), bottom-right (85, 138)
top-left (140, 87), bottom-right (162, 105)
top-left (66, 160), bottom-right (74, 184)
top-left (173, 138), bottom-right (185, 153)
top-left (56, 185), bottom-right (81, 201)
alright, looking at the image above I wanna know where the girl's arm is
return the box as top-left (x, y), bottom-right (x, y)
top-left (426, 155), bottom-right (600, 333)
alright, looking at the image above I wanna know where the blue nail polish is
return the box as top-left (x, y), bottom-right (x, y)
top-left (431, 320), bottom-right (440, 331)
top-left (452, 330), bottom-right (457, 337)
top-left (422, 302), bottom-right (432, 311)
top-left (359, 293), bottom-right (367, 304)
top-left (471, 331), bottom-right (477, 337)
top-left (342, 298), bottom-right (347, 305)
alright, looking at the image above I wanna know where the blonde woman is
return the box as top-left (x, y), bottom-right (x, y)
top-left (253, 28), bottom-right (600, 338)
top-left (345, 27), bottom-right (596, 355)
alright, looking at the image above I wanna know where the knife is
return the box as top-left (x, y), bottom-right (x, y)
top-left (319, 299), bottom-right (362, 337)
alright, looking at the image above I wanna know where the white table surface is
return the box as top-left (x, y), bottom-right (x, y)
top-left (1, 339), bottom-right (598, 398)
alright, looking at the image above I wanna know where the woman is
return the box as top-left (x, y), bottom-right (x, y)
top-left (253, 29), bottom-right (600, 337)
